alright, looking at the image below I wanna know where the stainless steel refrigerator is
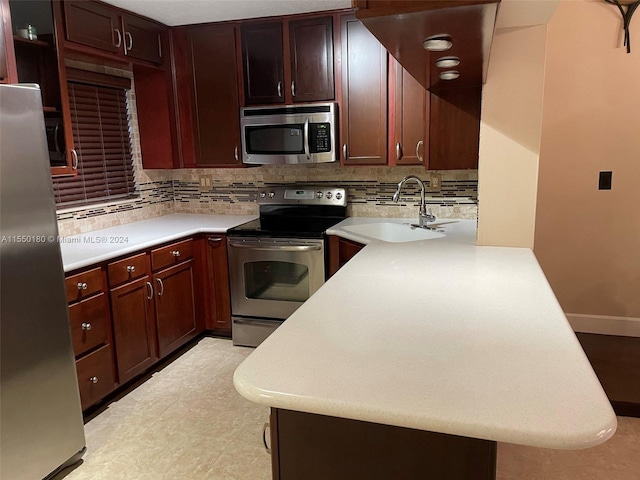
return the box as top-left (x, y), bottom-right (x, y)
top-left (1, 84), bottom-right (86, 479)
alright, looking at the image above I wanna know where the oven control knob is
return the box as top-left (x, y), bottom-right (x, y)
top-left (259, 192), bottom-right (266, 198)
top-left (335, 192), bottom-right (343, 200)
top-left (268, 191), bottom-right (275, 198)
top-left (316, 191), bottom-right (323, 198)
top-left (325, 192), bottom-right (333, 199)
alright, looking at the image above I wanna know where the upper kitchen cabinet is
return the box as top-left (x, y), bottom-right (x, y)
top-left (389, 56), bottom-right (428, 166)
top-left (353, 0), bottom-right (500, 91)
top-left (288, 16), bottom-right (334, 103)
top-left (1, 0), bottom-right (17, 83)
top-left (62, 0), bottom-right (166, 65)
top-left (172, 24), bottom-right (242, 167)
top-left (340, 14), bottom-right (387, 165)
top-left (240, 15), bottom-right (335, 106)
top-left (9, 0), bottom-right (76, 176)
top-left (241, 22), bottom-right (284, 105)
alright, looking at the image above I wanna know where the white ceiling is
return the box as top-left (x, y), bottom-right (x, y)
top-left (101, 0), bottom-right (353, 26)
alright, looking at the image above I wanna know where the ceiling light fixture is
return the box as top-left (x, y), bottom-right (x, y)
top-left (422, 35), bottom-right (453, 52)
top-left (605, 0), bottom-right (639, 53)
top-left (435, 56), bottom-right (460, 68)
top-left (439, 71), bottom-right (460, 81)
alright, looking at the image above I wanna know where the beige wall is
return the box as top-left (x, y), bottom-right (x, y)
top-left (534, 0), bottom-right (640, 318)
top-left (477, 24), bottom-right (547, 247)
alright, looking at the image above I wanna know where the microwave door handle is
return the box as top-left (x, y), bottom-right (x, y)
top-left (303, 118), bottom-right (310, 160)
top-left (53, 122), bottom-right (62, 155)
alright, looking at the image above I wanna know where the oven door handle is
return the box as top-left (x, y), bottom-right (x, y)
top-left (228, 242), bottom-right (321, 252)
top-left (303, 117), bottom-right (310, 160)
top-left (233, 318), bottom-right (283, 327)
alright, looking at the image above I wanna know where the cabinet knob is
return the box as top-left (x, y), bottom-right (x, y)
top-left (171, 250), bottom-right (181, 258)
top-left (81, 322), bottom-right (92, 331)
top-left (89, 376), bottom-right (98, 384)
top-left (77, 282), bottom-right (88, 291)
top-left (126, 265), bottom-right (136, 273)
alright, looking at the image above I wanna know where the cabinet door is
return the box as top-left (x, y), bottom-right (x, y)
top-left (122, 14), bottom-right (163, 64)
top-left (390, 57), bottom-right (428, 166)
top-left (429, 87), bottom-right (481, 169)
top-left (154, 260), bottom-right (197, 358)
top-left (184, 25), bottom-right (242, 166)
top-left (241, 22), bottom-right (284, 105)
top-left (205, 235), bottom-right (232, 332)
top-left (110, 275), bottom-right (157, 383)
top-left (289, 16), bottom-right (334, 103)
top-left (63, 0), bottom-right (122, 54)
top-left (340, 15), bottom-right (387, 165)
top-left (0, 0), bottom-right (17, 84)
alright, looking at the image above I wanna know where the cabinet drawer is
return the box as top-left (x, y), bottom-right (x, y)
top-left (76, 344), bottom-right (116, 410)
top-left (108, 253), bottom-right (148, 287)
top-left (66, 267), bottom-right (103, 303)
top-left (69, 293), bottom-right (109, 357)
top-left (151, 239), bottom-right (193, 271)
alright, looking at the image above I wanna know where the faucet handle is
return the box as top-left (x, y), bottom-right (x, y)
top-left (420, 208), bottom-right (436, 226)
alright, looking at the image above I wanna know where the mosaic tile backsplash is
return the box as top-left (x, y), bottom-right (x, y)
top-left (58, 165), bottom-right (477, 236)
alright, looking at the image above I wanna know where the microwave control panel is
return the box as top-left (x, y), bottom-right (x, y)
top-left (309, 123), bottom-right (332, 153)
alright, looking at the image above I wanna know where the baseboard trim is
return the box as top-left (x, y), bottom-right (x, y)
top-left (566, 313), bottom-right (640, 338)
top-left (612, 401), bottom-right (640, 418)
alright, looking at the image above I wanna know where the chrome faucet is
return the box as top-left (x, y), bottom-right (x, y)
top-left (392, 175), bottom-right (436, 229)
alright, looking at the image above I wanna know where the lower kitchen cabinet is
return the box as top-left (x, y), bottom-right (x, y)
top-left (66, 266), bottom-right (118, 410)
top-left (205, 235), bottom-right (232, 334)
top-left (110, 275), bottom-right (158, 384)
top-left (327, 235), bottom-right (365, 277)
top-left (154, 259), bottom-right (197, 357)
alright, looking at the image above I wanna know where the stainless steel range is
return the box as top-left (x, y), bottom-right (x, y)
top-left (227, 186), bottom-right (347, 347)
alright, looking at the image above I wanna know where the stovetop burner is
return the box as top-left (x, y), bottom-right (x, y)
top-left (227, 186), bottom-right (347, 239)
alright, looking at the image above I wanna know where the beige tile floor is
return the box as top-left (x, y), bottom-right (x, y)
top-left (57, 337), bottom-right (640, 480)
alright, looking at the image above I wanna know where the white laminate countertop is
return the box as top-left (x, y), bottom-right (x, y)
top-left (234, 218), bottom-right (617, 450)
top-left (60, 214), bottom-right (256, 272)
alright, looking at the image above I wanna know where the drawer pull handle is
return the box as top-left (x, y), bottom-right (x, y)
top-left (81, 322), bottom-right (92, 331)
top-left (171, 250), bottom-right (181, 258)
top-left (89, 376), bottom-right (98, 384)
top-left (156, 278), bottom-right (164, 297)
top-left (113, 28), bottom-right (122, 48)
top-left (146, 281), bottom-right (153, 300)
top-left (126, 265), bottom-right (136, 273)
top-left (262, 422), bottom-right (271, 454)
top-left (208, 237), bottom-right (222, 244)
top-left (416, 140), bottom-right (424, 163)
top-left (77, 282), bottom-right (88, 291)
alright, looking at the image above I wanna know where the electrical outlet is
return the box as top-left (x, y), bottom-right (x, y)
top-left (199, 175), bottom-right (212, 188)
top-left (425, 173), bottom-right (442, 192)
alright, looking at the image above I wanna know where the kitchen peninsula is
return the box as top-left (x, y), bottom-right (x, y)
top-left (233, 219), bottom-right (617, 479)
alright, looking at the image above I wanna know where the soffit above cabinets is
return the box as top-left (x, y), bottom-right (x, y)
top-left (354, 1), bottom-right (500, 91)
top-left (100, 0), bottom-right (352, 26)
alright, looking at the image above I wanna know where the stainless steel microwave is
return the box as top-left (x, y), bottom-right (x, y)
top-left (240, 102), bottom-right (338, 165)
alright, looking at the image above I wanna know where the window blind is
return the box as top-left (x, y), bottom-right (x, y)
top-left (52, 81), bottom-right (136, 208)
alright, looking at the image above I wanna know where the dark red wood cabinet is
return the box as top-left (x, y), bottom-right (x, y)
top-left (327, 235), bottom-right (365, 277)
top-left (240, 15), bottom-right (335, 106)
top-left (288, 16), bottom-right (334, 103)
top-left (63, 0), bottom-right (165, 64)
top-left (241, 22), bottom-right (284, 105)
top-left (204, 235), bottom-right (232, 334)
top-left (154, 260), bottom-right (197, 358)
top-left (110, 274), bottom-right (158, 384)
top-left (340, 14), bottom-right (387, 165)
top-left (390, 56), bottom-right (429, 166)
top-left (65, 267), bottom-right (118, 410)
top-left (174, 24), bottom-right (242, 167)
